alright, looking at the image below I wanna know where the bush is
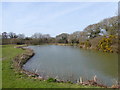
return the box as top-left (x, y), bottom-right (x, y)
top-left (84, 40), bottom-right (91, 48)
top-left (47, 78), bottom-right (56, 82)
top-left (79, 40), bottom-right (91, 48)
top-left (97, 35), bottom-right (116, 52)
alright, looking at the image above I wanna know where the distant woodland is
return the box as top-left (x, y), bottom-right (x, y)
top-left (1, 16), bottom-right (119, 53)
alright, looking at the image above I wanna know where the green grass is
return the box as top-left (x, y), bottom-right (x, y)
top-left (2, 45), bottom-right (100, 88)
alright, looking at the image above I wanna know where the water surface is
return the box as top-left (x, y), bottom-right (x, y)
top-left (23, 45), bottom-right (118, 86)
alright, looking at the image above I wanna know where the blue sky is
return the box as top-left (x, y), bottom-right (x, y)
top-left (2, 2), bottom-right (118, 37)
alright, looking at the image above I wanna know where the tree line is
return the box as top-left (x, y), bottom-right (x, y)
top-left (1, 16), bottom-right (119, 53)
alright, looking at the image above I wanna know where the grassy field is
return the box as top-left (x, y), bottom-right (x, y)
top-left (2, 45), bottom-right (99, 88)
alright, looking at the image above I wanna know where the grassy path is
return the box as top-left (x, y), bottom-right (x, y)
top-left (2, 45), bottom-right (99, 88)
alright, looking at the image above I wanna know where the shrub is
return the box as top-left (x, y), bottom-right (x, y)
top-left (84, 40), bottom-right (91, 48)
top-left (97, 35), bottom-right (116, 52)
top-left (47, 78), bottom-right (56, 82)
top-left (79, 40), bottom-right (91, 48)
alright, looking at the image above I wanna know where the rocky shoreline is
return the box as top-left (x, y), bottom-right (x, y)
top-left (12, 45), bottom-right (120, 88)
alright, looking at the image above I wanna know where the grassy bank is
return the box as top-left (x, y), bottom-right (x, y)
top-left (2, 45), bottom-right (100, 88)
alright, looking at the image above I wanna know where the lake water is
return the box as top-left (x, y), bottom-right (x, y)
top-left (23, 45), bottom-right (118, 86)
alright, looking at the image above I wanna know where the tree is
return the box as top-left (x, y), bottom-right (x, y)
top-left (2, 32), bottom-right (8, 39)
top-left (17, 34), bottom-right (25, 39)
top-left (78, 31), bottom-right (87, 43)
top-left (8, 32), bottom-right (18, 38)
top-left (32, 33), bottom-right (43, 39)
top-left (68, 31), bottom-right (80, 44)
top-left (43, 34), bottom-right (50, 39)
top-left (84, 24), bottom-right (101, 39)
top-left (56, 33), bottom-right (69, 43)
top-left (100, 16), bottom-right (118, 35)
top-left (31, 33), bottom-right (52, 44)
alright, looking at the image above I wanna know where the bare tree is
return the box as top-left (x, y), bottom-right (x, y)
top-left (56, 33), bottom-right (69, 43)
top-left (68, 31), bottom-right (80, 44)
top-left (8, 32), bottom-right (18, 38)
top-left (17, 34), bottom-right (25, 39)
top-left (32, 33), bottom-right (43, 39)
top-left (2, 32), bottom-right (8, 39)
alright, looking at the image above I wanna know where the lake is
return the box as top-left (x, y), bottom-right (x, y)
top-left (23, 45), bottom-right (118, 86)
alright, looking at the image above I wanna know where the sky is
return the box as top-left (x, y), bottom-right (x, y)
top-left (1, 2), bottom-right (118, 37)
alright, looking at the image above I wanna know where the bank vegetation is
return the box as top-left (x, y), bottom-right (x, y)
top-left (1, 16), bottom-right (119, 53)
